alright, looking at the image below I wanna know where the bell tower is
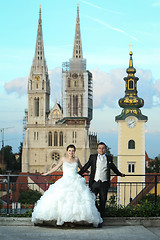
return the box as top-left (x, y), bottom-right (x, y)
top-left (28, 6), bottom-right (50, 125)
top-left (115, 47), bottom-right (148, 206)
top-left (62, 4), bottom-right (93, 123)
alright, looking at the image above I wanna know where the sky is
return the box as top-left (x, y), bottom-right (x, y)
top-left (0, 0), bottom-right (160, 158)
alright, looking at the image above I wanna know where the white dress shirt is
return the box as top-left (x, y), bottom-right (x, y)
top-left (94, 154), bottom-right (108, 182)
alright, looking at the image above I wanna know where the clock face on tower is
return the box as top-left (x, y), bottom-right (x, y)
top-left (35, 75), bottom-right (40, 81)
top-left (127, 118), bottom-right (136, 128)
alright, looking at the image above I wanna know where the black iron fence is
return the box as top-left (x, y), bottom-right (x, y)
top-left (0, 173), bottom-right (159, 215)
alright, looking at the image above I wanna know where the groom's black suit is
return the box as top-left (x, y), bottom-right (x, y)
top-left (79, 153), bottom-right (123, 218)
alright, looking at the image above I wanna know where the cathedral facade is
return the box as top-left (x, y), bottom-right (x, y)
top-left (22, 5), bottom-right (97, 173)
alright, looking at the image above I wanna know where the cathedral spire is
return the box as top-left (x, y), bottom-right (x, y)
top-left (28, 6), bottom-right (50, 125)
top-left (31, 5), bottom-right (48, 73)
top-left (73, 3), bottom-right (83, 59)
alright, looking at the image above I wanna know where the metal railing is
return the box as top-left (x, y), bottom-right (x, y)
top-left (0, 173), bottom-right (159, 216)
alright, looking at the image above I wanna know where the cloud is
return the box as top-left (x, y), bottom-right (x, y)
top-left (153, 78), bottom-right (160, 105)
top-left (5, 76), bottom-right (28, 96)
top-left (4, 67), bottom-right (157, 109)
top-left (152, 0), bottom-right (160, 6)
top-left (136, 69), bottom-right (155, 108)
top-left (91, 68), bottom-right (125, 108)
top-left (92, 68), bottom-right (155, 109)
top-left (49, 67), bottom-right (62, 103)
top-left (4, 67), bottom-right (62, 101)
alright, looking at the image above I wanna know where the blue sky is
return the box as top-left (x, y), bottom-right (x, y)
top-left (0, 0), bottom-right (160, 158)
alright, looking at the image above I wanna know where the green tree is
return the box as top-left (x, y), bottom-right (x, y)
top-left (18, 189), bottom-right (42, 204)
top-left (146, 156), bottom-right (160, 173)
top-left (16, 142), bottom-right (23, 172)
top-left (0, 145), bottom-right (20, 172)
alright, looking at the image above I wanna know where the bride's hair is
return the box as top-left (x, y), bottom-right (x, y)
top-left (66, 144), bottom-right (76, 151)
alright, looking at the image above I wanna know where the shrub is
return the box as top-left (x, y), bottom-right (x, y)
top-left (18, 189), bottom-right (42, 204)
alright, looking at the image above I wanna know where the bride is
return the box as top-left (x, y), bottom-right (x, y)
top-left (32, 144), bottom-right (103, 227)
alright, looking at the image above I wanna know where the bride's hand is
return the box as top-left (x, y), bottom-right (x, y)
top-left (42, 173), bottom-right (47, 176)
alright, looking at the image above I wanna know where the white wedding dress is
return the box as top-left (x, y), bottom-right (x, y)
top-left (32, 161), bottom-right (103, 227)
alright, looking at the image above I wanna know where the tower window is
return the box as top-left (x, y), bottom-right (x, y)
top-left (68, 79), bottom-right (70, 87)
top-left (81, 95), bottom-right (83, 116)
top-left (72, 131), bottom-right (77, 143)
top-left (128, 140), bottom-right (135, 149)
top-left (48, 132), bottom-right (52, 146)
top-left (42, 80), bottom-right (44, 90)
top-left (34, 97), bottom-right (39, 117)
top-left (128, 162), bottom-right (135, 173)
top-left (54, 131), bottom-right (58, 146)
top-left (59, 132), bottom-right (63, 146)
top-left (128, 80), bottom-right (134, 90)
top-left (73, 95), bottom-right (78, 116)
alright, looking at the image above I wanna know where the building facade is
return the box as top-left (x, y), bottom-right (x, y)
top-left (22, 5), bottom-right (97, 173)
top-left (115, 50), bottom-right (148, 206)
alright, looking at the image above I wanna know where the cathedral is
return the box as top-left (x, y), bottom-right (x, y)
top-left (22, 5), bottom-right (97, 173)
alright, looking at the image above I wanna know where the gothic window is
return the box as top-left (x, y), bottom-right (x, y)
top-left (72, 131), bottom-right (77, 143)
top-left (34, 97), bottom-right (39, 117)
top-left (34, 132), bottom-right (38, 140)
top-left (54, 131), bottom-right (58, 146)
top-left (73, 95), bottom-right (78, 116)
top-left (59, 132), bottom-right (63, 146)
top-left (128, 140), bottom-right (135, 149)
top-left (68, 79), bottom-right (70, 87)
top-left (128, 162), bottom-right (135, 173)
top-left (81, 95), bottom-right (83, 116)
top-left (34, 132), bottom-right (36, 140)
top-left (48, 132), bottom-right (52, 146)
top-left (42, 80), bottom-right (44, 90)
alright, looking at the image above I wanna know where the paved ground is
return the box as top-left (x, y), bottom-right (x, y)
top-left (0, 225), bottom-right (160, 240)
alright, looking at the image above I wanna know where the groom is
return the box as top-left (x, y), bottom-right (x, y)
top-left (79, 142), bottom-right (125, 220)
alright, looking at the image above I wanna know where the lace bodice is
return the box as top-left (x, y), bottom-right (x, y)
top-left (63, 161), bottom-right (78, 177)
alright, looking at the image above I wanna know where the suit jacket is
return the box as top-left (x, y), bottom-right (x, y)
top-left (78, 154), bottom-right (122, 188)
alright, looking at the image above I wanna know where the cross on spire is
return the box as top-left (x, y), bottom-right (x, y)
top-left (129, 44), bottom-right (133, 52)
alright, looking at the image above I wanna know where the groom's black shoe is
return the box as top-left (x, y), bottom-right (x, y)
top-left (98, 223), bottom-right (103, 228)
